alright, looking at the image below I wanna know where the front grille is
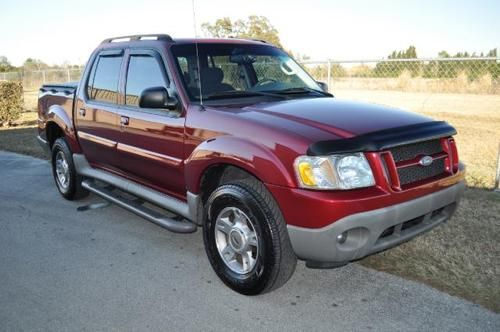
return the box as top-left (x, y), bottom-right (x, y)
top-left (390, 139), bottom-right (443, 163)
top-left (398, 158), bottom-right (446, 185)
top-left (389, 139), bottom-right (448, 187)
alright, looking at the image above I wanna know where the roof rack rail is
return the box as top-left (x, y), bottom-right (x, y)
top-left (101, 34), bottom-right (174, 44)
top-left (228, 36), bottom-right (269, 44)
top-left (250, 39), bottom-right (268, 44)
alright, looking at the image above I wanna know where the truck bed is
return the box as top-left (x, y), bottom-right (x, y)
top-left (38, 82), bottom-right (78, 143)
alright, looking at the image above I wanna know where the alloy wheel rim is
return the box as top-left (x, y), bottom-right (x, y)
top-left (215, 207), bottom-right (259, 274)
top-left (55, 151), bottom-right (70, 190)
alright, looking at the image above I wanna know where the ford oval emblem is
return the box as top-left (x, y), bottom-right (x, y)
top-left (419, 155), bottom-right (433, 167)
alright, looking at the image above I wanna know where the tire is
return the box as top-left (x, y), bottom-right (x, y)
top-left (51, 137), bottom-right (88, 200)
top-left (203, 178), bottom-right (297, 295)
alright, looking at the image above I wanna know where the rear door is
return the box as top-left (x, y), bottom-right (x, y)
top-left (75, 50), bottom-right (124, 170)
top-left (113, 49), bottom-right (186, 198)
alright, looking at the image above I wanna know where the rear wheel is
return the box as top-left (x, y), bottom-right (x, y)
top-left (203, 178), bottom-right (297, 295)
top-left (51, 137), bottom-right (88, 200)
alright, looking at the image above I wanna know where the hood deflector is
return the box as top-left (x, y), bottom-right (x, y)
top-left (307, 121), bottom-right (457, 156)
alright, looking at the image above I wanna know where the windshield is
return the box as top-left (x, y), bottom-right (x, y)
top-left (171, 43), bottom-right (325, 102)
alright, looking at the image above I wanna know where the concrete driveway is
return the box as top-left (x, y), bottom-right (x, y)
top-left (0, 151), bottom-right (498, 331)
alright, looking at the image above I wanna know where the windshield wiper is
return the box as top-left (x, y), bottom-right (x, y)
top-left (266, 87), bottom-right (333, 97)
top-left (205, 90), bottom-right (290, 100)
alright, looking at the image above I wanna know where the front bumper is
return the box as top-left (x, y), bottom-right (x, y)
top-left (286, 181), bottom-right (465, 264)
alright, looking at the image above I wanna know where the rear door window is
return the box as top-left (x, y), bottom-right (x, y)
top-left (87, 54), bottom-right (123, 103)
top-left (125, 55), bottom-right (167, 107)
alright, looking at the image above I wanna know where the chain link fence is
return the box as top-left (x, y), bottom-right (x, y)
top-left (302, 57), bottom-right (500, 94)
top-left (1, 57), bottom-right (499, 94)
top-left (0, 68), bottom-right (84, 91)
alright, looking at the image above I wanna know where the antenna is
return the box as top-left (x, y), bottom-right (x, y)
top-left (192, 0), bottom-right (204, 107)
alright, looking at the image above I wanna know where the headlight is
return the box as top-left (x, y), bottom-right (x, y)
top-left (294, 153), bottom-right (375, 190)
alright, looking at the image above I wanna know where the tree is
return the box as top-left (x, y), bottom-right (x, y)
top-left (202, 15), bottom-right (283, 48)
top-left (201, 17), bottom-right (234, 38)
top-left (22, 58), bottom-right (48, 71)
top-left (438, 51), bottom-right (450, 58)
top-left (388, 46), bottom-right (417, 59)
top-left (0, 56), bottom-right (14, 72)
top-left (375, 46), bottom-right (420, 77)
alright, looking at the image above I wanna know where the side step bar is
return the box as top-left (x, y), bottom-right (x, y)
top-left (73, 153), bottom-right (200, 224)
top-left (82, 180), bottom-right (197, 234)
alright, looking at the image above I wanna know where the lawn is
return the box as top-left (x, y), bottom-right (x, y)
top-left (1, 88), bottom-right (499, 312)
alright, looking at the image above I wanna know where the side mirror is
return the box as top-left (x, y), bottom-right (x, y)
top-left (317, 81), bottom-right (329, 92)
top-left (139, 87), bottom-right (178, 110)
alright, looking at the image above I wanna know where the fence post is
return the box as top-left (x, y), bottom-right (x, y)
top-left (495, 142), bottom-right (500, 192)
top-left (67, 69), bottom-right (71, 82)
top-left (327, 59), bottom-right (332, 92)
top-left (42, 70), bottom-right (46, 84)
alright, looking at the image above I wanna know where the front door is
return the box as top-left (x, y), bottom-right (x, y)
top-left (113, 49), bottom-right (186, 199)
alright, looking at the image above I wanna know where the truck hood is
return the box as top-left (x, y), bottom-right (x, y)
top-left (241, 97), bottom-right (433, 139)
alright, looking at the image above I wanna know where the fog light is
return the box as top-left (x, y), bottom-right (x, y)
top-left (336, 232), bottom-right (347, 244)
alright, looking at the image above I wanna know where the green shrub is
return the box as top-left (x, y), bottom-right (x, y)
top-left (0, 81), bottom-right (23, 125)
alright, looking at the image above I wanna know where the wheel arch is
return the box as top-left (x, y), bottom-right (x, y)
top-left (185, 136), bottom-right (295, 196)
top-left (45, 105), bottom-right (81, 153)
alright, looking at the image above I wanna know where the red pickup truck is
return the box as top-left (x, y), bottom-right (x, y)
top-left (37, 34), bottom-right (465, 295)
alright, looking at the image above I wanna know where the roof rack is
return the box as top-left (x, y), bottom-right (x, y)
top-left (250, 39), bottom-right (268, 44)
top-left (101, 34), bottom-right (174, 44)
top-left (228, 36), bottom-right (269, 44)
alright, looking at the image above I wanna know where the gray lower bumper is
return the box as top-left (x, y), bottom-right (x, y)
top-left (287, 181), bottom-right (466, 263)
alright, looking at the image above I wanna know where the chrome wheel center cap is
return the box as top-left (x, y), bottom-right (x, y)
top-left (229, 228), bottom-right (246, 252)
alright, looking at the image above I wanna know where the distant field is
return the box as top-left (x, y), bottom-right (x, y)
top-left (335, 88), bottom-right (500, 189)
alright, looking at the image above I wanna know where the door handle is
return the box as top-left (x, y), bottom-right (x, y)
top-left (120, 116), bottom-right (130, 126)
top-left (79, 108), bottom-right (86, 116)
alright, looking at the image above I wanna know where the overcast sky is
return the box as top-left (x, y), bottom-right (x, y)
top-left (1, 0), bottom-right (498, 66)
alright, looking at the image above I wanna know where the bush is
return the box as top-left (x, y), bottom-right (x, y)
top-left (0, 81), bottom-right (23, 126)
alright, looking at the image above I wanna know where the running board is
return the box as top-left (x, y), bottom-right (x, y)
top-left (81, 180), bottom-right (197, 234)
top-left (73, 154), bottom-right (200, 224)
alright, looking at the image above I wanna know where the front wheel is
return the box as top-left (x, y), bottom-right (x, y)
top-left (203, 179), bottom-right (297, 295)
